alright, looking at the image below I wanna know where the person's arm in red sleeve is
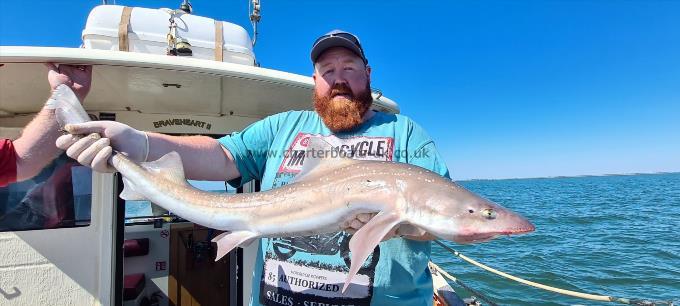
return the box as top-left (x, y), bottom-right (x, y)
top-left (12, 64), bottom-right (92, 182)
top-left (0, 139), bottom-right (18, 187)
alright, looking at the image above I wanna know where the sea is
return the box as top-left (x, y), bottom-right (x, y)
top-left (125, 173), bottom-right (680, 305)
top-left (431, 172), bottom-right (680, 306)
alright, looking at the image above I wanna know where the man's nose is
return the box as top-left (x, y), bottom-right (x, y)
top-left (333, 74), bottom-right (349, 87)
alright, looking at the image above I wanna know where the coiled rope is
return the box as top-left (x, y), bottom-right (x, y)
top-left (433, 240), bottom-right (675, 306)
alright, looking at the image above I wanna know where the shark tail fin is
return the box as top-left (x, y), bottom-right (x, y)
top-left (49, 84), bottom-right (91, 128)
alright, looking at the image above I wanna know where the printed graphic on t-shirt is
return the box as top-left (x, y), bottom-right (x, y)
top-left (260, 133), bottom-right (394, 306)
top-left (277, 133), bottom-right (394, 174)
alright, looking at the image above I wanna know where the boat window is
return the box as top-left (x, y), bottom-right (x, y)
top-left (123, 133), bottom-right (235, 224)
top-left (124, 180), bottom-right (237, 224)
top-left (0, 153), bottom-right (92, 232)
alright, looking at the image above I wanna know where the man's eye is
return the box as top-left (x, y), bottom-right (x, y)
top-left (323, 69), bottom-right (334, 76)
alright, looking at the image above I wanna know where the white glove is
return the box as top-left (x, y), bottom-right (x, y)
top-left (56, 121), bottom-right (148, 172)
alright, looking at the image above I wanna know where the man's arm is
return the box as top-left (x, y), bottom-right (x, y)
top-left (13, 64), bottom-right (92, 182)
top-left (146, 133), bottom-right (241, 181)
top-left (57, 109), bottom-right (287, 182)
top-left (56, 121), bottom-right (242, 182)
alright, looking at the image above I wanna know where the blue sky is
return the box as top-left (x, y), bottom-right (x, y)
top-left (1, 0), bottom-right (678, 180)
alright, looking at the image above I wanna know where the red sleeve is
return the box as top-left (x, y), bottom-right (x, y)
top-left (1, 139), bottom-right (18, 187)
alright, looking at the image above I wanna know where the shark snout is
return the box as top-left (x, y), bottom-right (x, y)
top-left (515, 213), bottom-right (536, 232)
top-left (495, 211), bottom-right (536, 236)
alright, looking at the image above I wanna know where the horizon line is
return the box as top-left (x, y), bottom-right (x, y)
top-left (455, 171), bottom-right (680, 182)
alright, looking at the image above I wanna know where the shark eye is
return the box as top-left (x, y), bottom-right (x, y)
top-left (482, 209), bottom-right (497, 220)
top-left (468, 209), bottom-right (474, 213)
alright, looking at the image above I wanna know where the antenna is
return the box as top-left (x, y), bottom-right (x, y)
top-left (179, 0), bottom-right (192, 14)
top-left (165, 1), bottom-right (193, 56)
top-left (249, 0), bottom-right (261, 47)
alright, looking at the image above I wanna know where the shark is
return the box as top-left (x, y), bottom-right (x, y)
top-left (52, 84), bottom-right (536, 292)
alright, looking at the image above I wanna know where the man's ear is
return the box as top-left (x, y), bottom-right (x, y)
top-left (366, 65), bottom-right (372, 83)
top-left (312, 64), bottom-right (319, 82)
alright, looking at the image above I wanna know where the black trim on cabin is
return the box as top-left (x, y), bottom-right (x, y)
top-left (114, 173), bottom-right (126, 306)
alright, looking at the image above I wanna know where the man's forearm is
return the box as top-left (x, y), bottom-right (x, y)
top-left (13, 107), bottom-right (63, 181)
top-left (147, 133), bottom-right (240, 181)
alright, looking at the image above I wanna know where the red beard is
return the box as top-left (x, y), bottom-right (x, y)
top-left (313, 82), bottom-right (373, 133)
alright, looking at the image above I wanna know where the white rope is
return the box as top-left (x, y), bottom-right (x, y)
top-left (434, 240), bottom-right (675, 305)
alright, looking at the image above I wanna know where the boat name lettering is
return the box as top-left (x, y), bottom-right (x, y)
top-left (153, 118), bottom-right (212, 130)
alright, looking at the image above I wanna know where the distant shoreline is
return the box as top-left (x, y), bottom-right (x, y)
top-left (457, 171), bottom-right (680, 182)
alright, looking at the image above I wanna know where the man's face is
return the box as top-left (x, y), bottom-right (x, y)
top-left (313, 47), bottom-right (373, 133)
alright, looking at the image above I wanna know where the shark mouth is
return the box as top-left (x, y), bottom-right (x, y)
top-left (453, 233), bottom-right (500, 244)
top-left (453, 224), bottom-right (536, 244)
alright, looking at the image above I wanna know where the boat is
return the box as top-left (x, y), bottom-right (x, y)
top-left (0, 2), bottom-right (467, 305)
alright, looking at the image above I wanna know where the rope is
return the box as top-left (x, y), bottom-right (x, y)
top-left (118, 6), bottom-right (133, 52)
top-left (430, 262), bottom-right (499, 306)
top-left (433, 240), bottom-right (675, 306)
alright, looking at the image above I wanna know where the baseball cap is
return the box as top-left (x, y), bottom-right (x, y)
top-left (310, 30), bottom-right (368, 65)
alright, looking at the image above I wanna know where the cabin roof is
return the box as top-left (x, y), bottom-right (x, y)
top-left (0, 46), bottom-right (399, 118)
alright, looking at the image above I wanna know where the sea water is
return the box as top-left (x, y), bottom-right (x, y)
top-left (431, 172), bottom-right (680, 305)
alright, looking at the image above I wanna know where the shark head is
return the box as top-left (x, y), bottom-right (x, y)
top-left (412, 182), bottom-right (536, 244)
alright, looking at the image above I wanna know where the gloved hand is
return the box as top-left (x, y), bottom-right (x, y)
top-left (56, 121), bottom-right (148, 173)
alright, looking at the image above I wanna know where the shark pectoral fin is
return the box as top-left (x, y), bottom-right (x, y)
top-left (140, 151), bottom-right (187, 185)
top-left (211, 231), bottom-right (258, 261)
top-left (120, 177), bottom-right (147, 201)
top-left (344, 212), bottom-right (402, 293)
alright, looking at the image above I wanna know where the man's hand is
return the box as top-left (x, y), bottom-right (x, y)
top-left (344, 213), bottom-right (435, 241)
top-left (56, 121), bottom-right (148, 173)
top-left (46, 63), bottom-right (92, 102)
top-left (344, 213), bottom-right (376, 235)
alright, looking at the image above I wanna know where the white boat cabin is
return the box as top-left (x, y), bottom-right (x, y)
top-left (0, 4), bottom-right (398, 306)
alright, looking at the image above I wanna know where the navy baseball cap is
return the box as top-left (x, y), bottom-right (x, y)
top-left (310, 30), bottom-right (368, 65)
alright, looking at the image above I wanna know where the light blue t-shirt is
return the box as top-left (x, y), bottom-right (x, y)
top-left (219, 110), bottom-right (450, 306)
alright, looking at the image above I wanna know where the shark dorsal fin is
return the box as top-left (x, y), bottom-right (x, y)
top-left (140, 151), bottom-right (187, 185)
top-left (292, 137), bottom-right (358, 183)
top-left (119, 152), bottom-right (187, 201)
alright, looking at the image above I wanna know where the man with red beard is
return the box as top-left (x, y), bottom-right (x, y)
top-left (58, 30), bottom-right (451, 306)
